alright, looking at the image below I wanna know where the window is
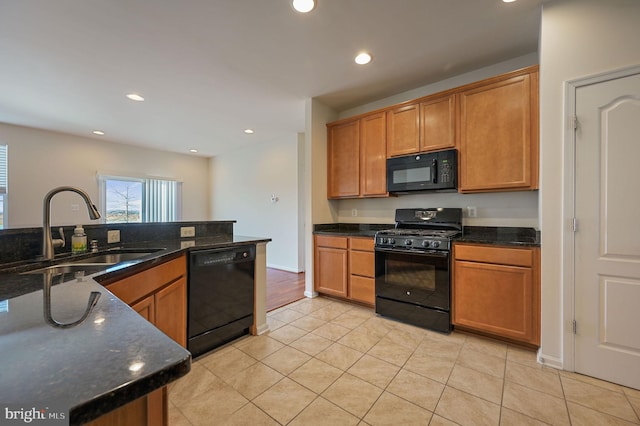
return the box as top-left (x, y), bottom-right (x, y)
top-left (98, 175), bottom-right (182, 223)
top-left (0, 144), bottom-right (7, 229)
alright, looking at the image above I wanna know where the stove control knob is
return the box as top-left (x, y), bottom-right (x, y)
top-left (389, 238), bottom-right (396, 245)
top-left (421, 240), bottom-right (430, 248)
top-left (404, 239), bottom-right (413, 246)
top-left (380, 238), bottom-right (388, 244)
top-left (430, 241), bottom-right (441, 248)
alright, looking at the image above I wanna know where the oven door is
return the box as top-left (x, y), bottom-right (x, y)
top-left (375, 247), bottom-right (450, 310)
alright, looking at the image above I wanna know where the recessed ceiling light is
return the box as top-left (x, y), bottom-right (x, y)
top-left (126, 93), bottom-right (145, 102)
top-left (189, 149), bottom-right (198, 153)
top-left (92, 130), bottom-right (105, 136)
top-left (292, 0), bottom-right (315, 13)
top-left (502, 0), bottom-right (517, 2)
top-left (244, 129), bottom-right (255, 134)
top-left (355, 52), bottom-right (372, 65)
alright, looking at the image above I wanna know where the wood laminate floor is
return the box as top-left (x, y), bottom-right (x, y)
top-left (266, 268), bottom-right (305, 312)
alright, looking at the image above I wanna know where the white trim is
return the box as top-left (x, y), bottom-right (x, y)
top-left (96, 170), bottom-right (182, 183)
top-left (304, 290), bottom-right (318, 298)
top-left (254, 323), bottom-right (270, 335)
top-left (266, 263), bottom-right (304, 273)
top-left (538, 352), bottom-right (564, 371)
top-left (562, 64), bottom-right (640, 372)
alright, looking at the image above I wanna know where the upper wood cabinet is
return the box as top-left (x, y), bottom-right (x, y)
top-left (386, 94), bottom-right (456, 157)
top-left (360, 112), bottom-right (387, 196)
top-left (327, 119), bottom-right (360, 198)
top-left (421, 94), bottom-right (456, 152)
top-left (386, 103), bottom-right (420, 157)
top-left (327, 112), bottom-right (387, 199)
top-left (326, 65), bottom-right (539, 196)
top-left (458, 67), bottom-right (539, 192)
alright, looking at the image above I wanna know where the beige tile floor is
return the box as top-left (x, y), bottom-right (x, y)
top-left (168, 296), bottom-right (640, 425)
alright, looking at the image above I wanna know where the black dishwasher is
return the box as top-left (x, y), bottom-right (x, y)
top-left (188, 245), bottom-right (255, 358)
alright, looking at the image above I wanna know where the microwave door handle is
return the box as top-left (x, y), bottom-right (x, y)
top-left (432, 158), bottom-right (438, 184)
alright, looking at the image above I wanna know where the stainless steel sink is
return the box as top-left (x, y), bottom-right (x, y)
top-left (22, 263), bottom-right (114, 276)
top-left (76, 251), bottom-right (157, 264)
top-left (21, 248), bottom-right (164, 276)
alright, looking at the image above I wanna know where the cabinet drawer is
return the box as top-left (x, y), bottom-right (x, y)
top-left (106, 255), bottom-right (187, 305)
top-left (350, 276), bottom-right (375, 305)
top-left (454, 244), bottom-right (533, 267)
top-left (349, 237), bottom-right (374, 251)
top-left (350, 250), bottom-right (374, 277)
top-left (315, 235), bottom-right (348, 249)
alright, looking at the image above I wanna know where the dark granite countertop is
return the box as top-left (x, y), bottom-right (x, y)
top-left (313, 223), bottom-right (393, 237)
top-left (458, 226), bottom-right (540, 247)
top-left (0, 234), bottom-right (270, 425)
top-left (313, 223), bottom-right (540, 247)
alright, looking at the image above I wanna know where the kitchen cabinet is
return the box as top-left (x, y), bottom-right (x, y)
top-left (327, 112), bottom-right (387, 199)
top-left (314, 235), bottom-right (375, 306)
top-left (386, 102), bottom-right (420, 157)
top-left (420, 94), bottom-right (456, 152)
top-left (91, 254), bottom-right (188, 426)
top-left (458, 66), bottom-right (539, 192)
top-left (452, 243), bottom-right (540, 346)
top-left (327, 119), bottom-right (359, 198)
top-left (327, 65), bottom-right (539, 194)
top-left (348, 237), bottom-right (375, 305)
top-left (385, 94), bottom-right (456, 157)
top-left (314, 235), bottom-right (349, 297)
top-left (105, 254), bottom-right (187, 346)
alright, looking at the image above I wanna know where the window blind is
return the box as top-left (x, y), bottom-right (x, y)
top-left (0, 144), bottom-right (7, 195)
top-left (142, 179), bottom-right (181, 222)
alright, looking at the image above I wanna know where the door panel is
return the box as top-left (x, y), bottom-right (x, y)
top-left (574, 71), bottom-right (640, 390)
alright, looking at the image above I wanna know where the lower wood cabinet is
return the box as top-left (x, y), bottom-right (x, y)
top-left (89, 254), bottom-right (188, 426)
top-left (452, 243), bottom-right (540, 346)
top-left (314, 235), bottom-right (375, 306)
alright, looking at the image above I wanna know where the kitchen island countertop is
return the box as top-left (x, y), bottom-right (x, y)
top-left (0, 234), bottom-right (270, 425)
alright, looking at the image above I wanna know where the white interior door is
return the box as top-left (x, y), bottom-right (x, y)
top-left (574, 71), bottom-right (640, 390)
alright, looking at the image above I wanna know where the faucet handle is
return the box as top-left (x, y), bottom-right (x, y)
top-left (53, 227), bottom-right (65, 248)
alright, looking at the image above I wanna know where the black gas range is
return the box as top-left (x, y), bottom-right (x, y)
top-left (374, 208), bottom-right (462, 333)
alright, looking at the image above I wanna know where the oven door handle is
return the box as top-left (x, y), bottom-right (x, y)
top-left (375, 247), bottom-right (449, 258)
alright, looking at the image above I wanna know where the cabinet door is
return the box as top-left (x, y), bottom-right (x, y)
top-left (350, 276), bottom-right (375, 305)
top-left (154, 277), bottom-right (187, 347)
top-left (131, 294), bottom-right (155, 322)
top-left (453, 260), bottom-right (536, 344)
top-left (459, 72), bottom-right (538, 192)
top-left (360, 112), bottom-right (388, 196)
top-left (314, 246), bottom-right (348, 297)
top-left (327, 120), bottom-right (360, 198)
top-left (350, 250), bottom-right (374, 277)
top-left (387, 103), bottom-right (420, 157)
top-left (420, 94), bottom-right (456, 152)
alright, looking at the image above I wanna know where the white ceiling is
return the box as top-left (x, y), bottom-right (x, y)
top-left (0, 0), bottom-right (544, 158)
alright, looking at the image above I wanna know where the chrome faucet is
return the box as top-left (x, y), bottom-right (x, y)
top-left (42, 186), bottom-right (101, 260)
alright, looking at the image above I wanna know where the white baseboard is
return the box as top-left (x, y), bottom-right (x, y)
top-left (266, 263), bottom-right (304, 273)
top-left (255, 323), bottom-right (270, 335)
top-left (304, 290), bottom-right (318, 298)
top-left (538, 352), bottom-right (564, 370)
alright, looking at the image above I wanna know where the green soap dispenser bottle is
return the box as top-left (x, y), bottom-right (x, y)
top-left (71, 225), bottom-right (87, 254)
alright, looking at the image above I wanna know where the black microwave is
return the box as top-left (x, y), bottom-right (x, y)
top-left (386, 149), bottom-right (457, 193)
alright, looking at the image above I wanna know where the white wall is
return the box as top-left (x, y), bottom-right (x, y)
top-left (304, 98), bottom-right (339, 296)
top-left (210, 135), bottom-right (302, 272)
top-left (538, 0), bottom-right (640, 367)
top-left (1, 122), bottom-right (210, 228)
